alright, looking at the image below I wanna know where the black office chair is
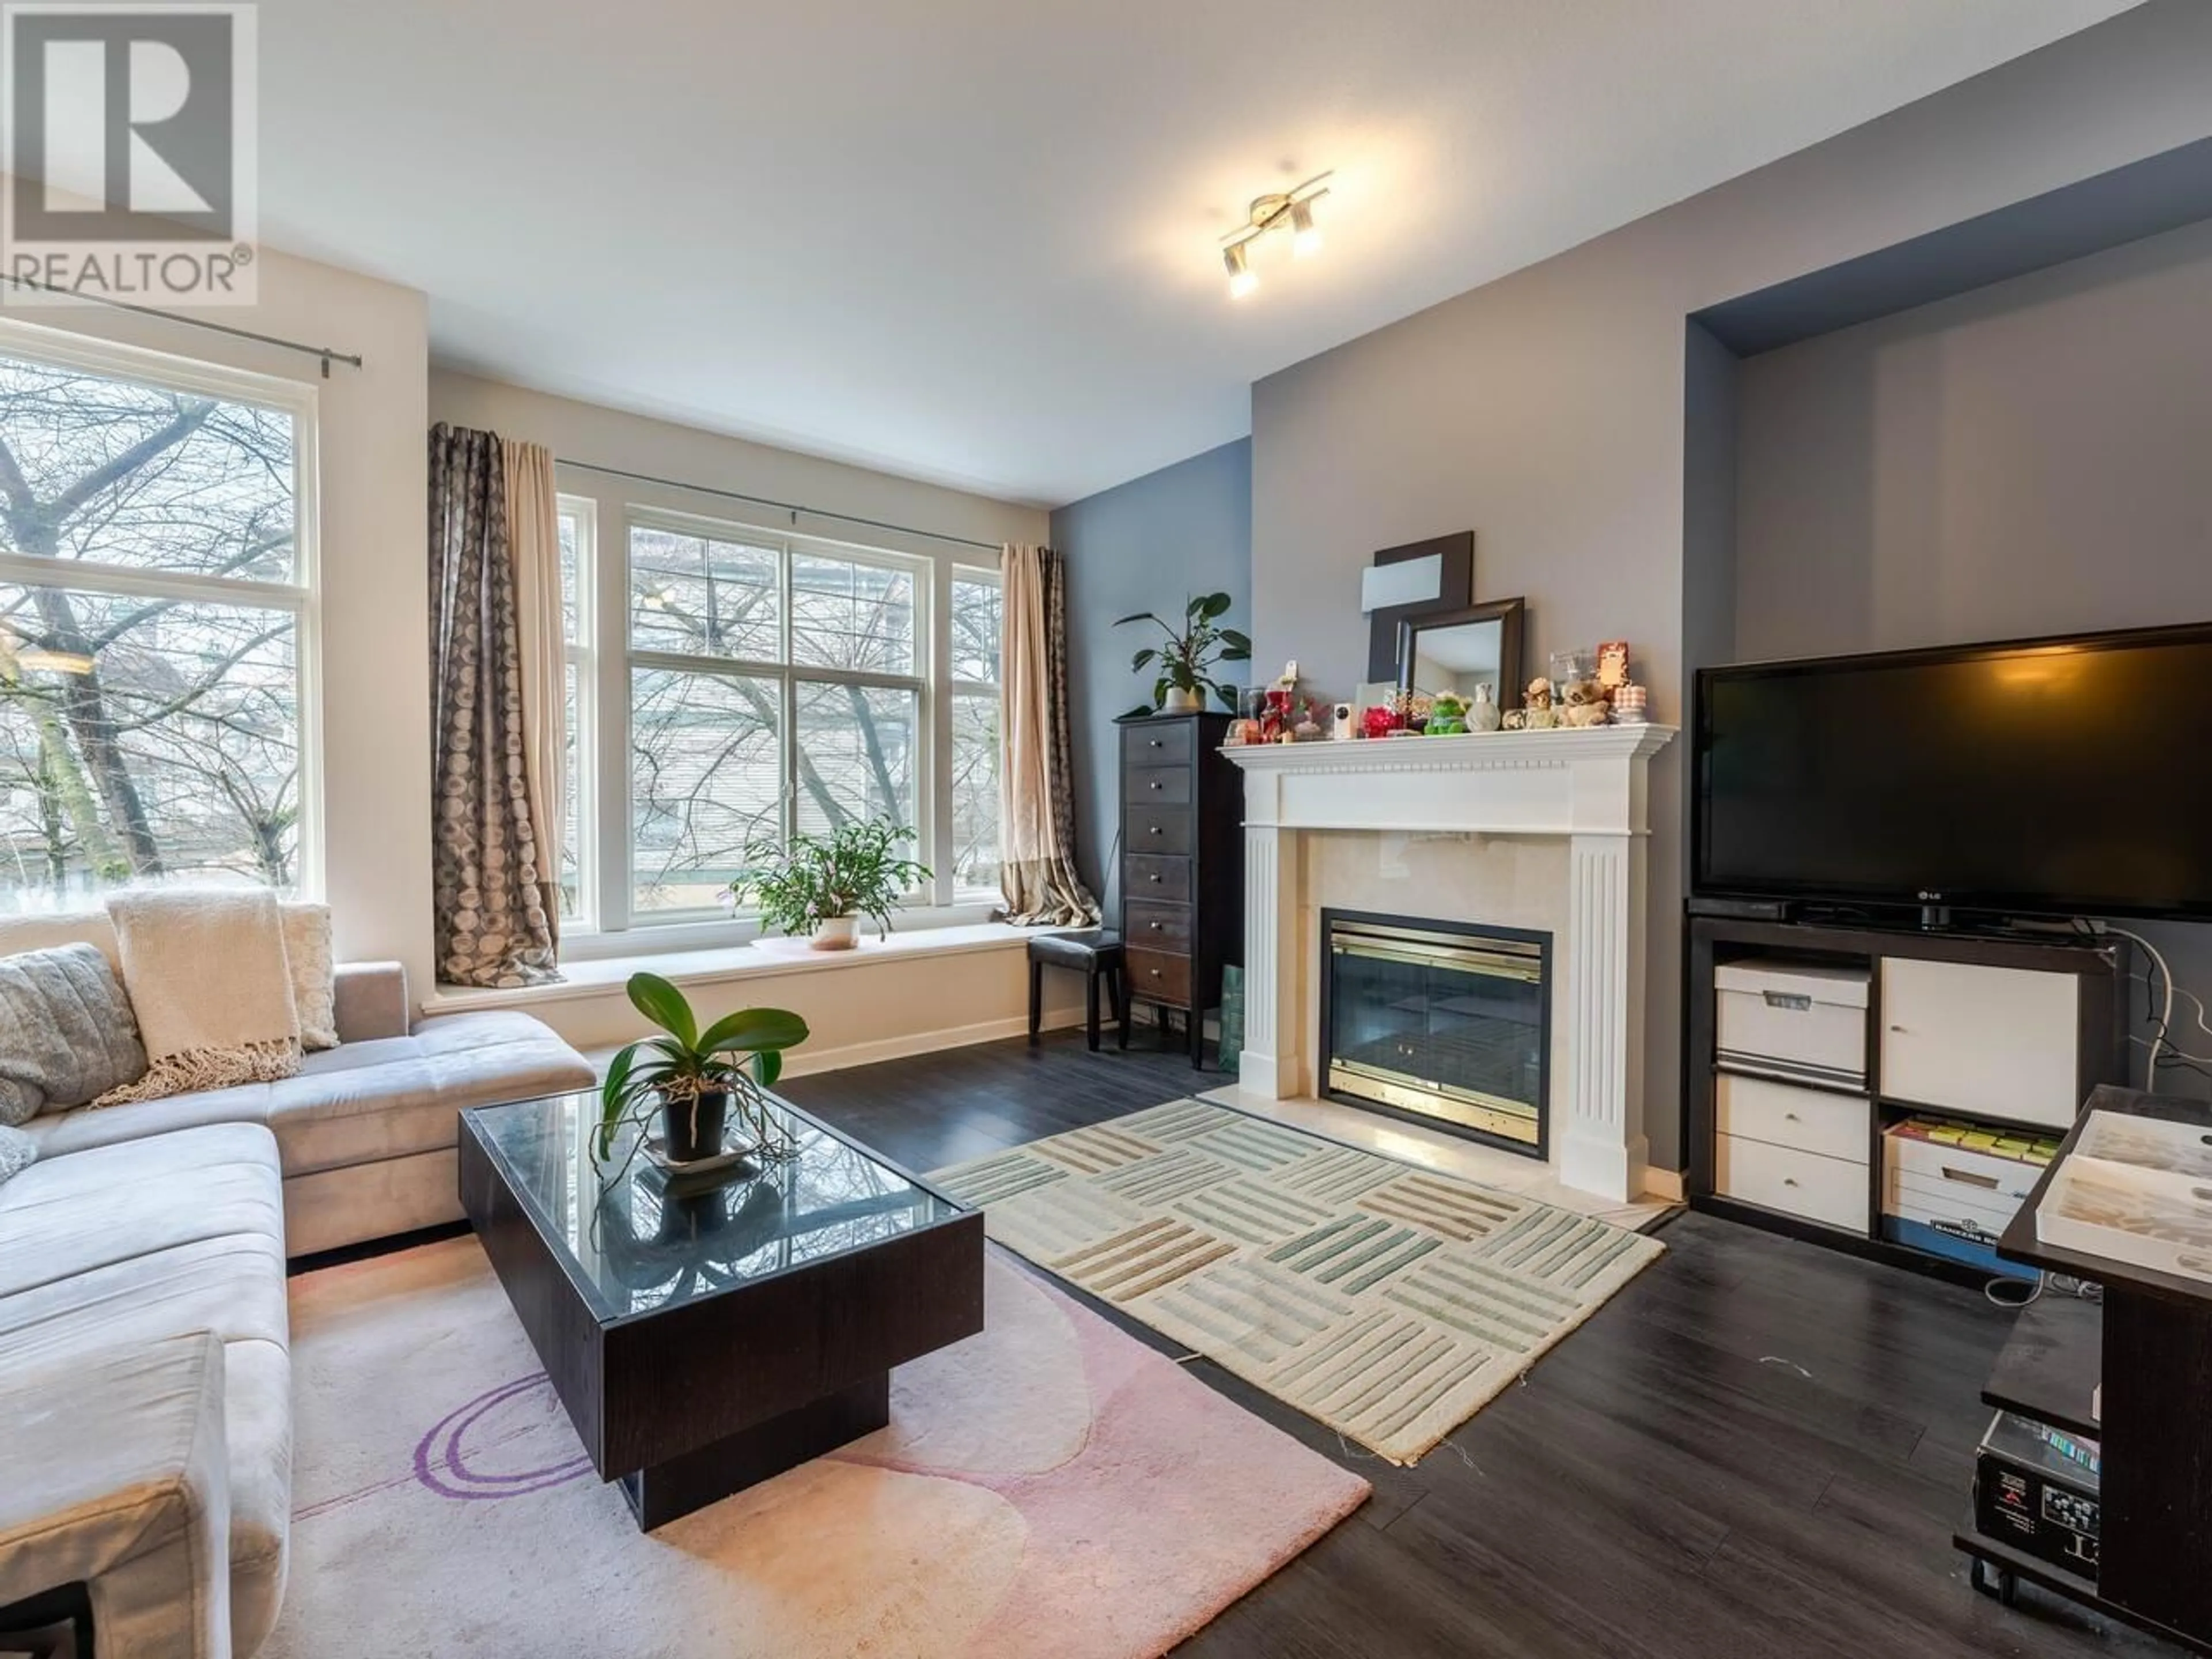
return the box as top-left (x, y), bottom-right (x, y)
top-left (1027, 930), bottom-right (1129, 1052)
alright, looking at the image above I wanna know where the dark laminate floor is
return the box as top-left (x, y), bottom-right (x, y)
top-left (783, 1030), bottom-right (2168, 1659)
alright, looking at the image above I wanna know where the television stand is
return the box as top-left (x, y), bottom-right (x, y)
top-left (1684, 912), bottom-right (2129, 1286)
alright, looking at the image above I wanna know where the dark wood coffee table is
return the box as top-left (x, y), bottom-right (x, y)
top-left (458, 1088), bottom-right (983, 1529)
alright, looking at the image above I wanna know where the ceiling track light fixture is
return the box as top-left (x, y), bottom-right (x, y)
top-left (1220, 172), bottom-right (1331, 299)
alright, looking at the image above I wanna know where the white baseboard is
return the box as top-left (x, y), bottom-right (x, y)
top-left (777, 1006), bottom-right (1085, 1078)
top-left (1641, 1167), bottom-right (1687, 1203)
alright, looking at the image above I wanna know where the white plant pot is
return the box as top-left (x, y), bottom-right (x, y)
top-left (811, 914), bottom-right (861, 951)
top-left (1162, 686), bottom-right (1202, 714)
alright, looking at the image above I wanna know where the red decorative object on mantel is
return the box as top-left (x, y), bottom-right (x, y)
top-left (1362, 705), bottom-right (1402, 740)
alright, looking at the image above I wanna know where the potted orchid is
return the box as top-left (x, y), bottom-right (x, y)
top-left (598, 973), bottom-right (809, 1165)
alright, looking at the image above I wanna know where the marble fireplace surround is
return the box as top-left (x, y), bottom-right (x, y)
top-left (1222, 726), bottom-right (1677, 1203)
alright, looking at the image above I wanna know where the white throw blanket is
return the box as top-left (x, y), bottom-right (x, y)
top-left (94, 888), bottom-right (302, 1106)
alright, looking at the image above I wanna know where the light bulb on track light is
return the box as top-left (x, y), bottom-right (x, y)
top-left (1224, 240), bottom-right (1257, 299)
top-left (1291, 197), bottom-right (1322, 257)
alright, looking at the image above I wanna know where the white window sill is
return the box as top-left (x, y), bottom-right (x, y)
top-left (421, 919), bottom-right (1067, 1016)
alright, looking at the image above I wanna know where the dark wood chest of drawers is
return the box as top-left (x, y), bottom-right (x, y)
top-left (1116, 712), bottom-right (1243, 1067)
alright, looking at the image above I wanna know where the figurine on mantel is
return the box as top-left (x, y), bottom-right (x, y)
top-left (1425, 691), bottom-right (1471, 735)
top-left (1469, 683), bottom-right (1502, 732)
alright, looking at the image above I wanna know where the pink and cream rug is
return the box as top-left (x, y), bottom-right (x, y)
top-left (263, 1237), bottom-right (1368, 1659)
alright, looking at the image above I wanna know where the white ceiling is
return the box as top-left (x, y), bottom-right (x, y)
top-left (256, 0), bottom-right (2139, 507)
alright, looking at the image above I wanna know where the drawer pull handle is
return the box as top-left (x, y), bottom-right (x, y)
top-left (1149, 874), bottom-right (1161, 884)
top-left (1150, 968), bottom-right (1162, 978)
top-left (1149, 739), bottom-right (1162, 748)
top-left (1940, 1166), bottom-right (2000, 1190)
top-left (1149, 781), bottom-right (1164, 790)
top-left (1150, 922), bottom-right (1162, 931)
top-left (1149, 826), bottom-right (1162, 836)
top-left (1784, 1112), bottom-right (1800, 1123)
top-left (1763, 991), bottom-right (1812, 1012)
top-left (1783, 1177), bottom-right (1799, 1188)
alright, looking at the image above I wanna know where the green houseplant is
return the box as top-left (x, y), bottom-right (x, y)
top-left (1115, 592), bottom-right (1250, 714)
top-left (599, 972), bottom-right (809, 1165)
top-left (728, 818), bottom-right (932, 950)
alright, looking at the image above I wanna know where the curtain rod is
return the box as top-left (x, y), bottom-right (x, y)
top-left (0, 274), bottom-right (363, 378)
top-left (558, 457), bottom-right (1005, 554)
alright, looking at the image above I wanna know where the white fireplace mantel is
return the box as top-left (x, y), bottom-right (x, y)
top-left (1222, 725), bottom-right (1677, 1202)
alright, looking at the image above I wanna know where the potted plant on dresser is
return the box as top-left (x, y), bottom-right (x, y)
top-left (1116, 592), bottom-right (1250, 713)
top-left (599, 972), bottom-right (809, 1165)
top-left (730, 817), bottom-right (932, 951)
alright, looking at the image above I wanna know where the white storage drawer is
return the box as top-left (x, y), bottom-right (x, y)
top-left (1715, 1133), bottom-right (1869, 1233)
top-left (1715, 1074), bottom-right (1869, 1165)
top-left (1879, 958), bottom-right (2079, 1128)
top-left (1716, 959), bottom-right (1869, 1089)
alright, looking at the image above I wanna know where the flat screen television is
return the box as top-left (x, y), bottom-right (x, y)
top-left (1693, 624), bottom-right (2212, 921)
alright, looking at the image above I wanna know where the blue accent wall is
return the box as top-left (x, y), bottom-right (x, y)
top-left (1050, 438), bottom-right (1252, 909)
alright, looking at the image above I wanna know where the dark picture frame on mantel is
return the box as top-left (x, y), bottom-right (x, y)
top-left (1397, 597), bottom-right (1527, 710)
top-left (1365, 531), bottom-right (1474, 683)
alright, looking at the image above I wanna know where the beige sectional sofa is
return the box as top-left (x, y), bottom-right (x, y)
top-left (0, 911), bottom-right (593, 1256)
top-left (0, 913), bottom-right (594, 1658)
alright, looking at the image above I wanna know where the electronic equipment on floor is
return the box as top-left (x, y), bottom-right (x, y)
top-left (1975, 1409), bottom-right (2101, 1577)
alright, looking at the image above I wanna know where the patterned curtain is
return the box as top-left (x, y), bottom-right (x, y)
top-left (999, 543), bottom-right (1101, 926)
top-left (428, 424), bottom-right (562, 988)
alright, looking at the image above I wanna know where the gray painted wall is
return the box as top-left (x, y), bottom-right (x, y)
top-left (1732, 211), bottom-right (2212, 1098)
top-left (1733, 217), bottom-right (2212, 661)
top-left (1245, 1), bottom-right (2212, 1172)
top-left (1051, 439), bottom-right (1253, 906)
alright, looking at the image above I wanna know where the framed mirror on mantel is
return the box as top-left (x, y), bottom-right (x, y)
top-left (1396, 597), bottom-right (1526, 709)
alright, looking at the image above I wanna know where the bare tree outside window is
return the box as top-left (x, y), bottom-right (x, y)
top-left (625, 523), bottom-right (926, 915)
top-left (949, 573), bottom-right (1002, 893)
top-left (0, 353), bottom-right (303, 912)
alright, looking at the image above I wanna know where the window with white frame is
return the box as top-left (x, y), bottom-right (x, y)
top-left (555, 495), bottom-right (1001, 938)
top-left (948, 571), bottom-right (1002, 896)
top-left (555, 498), bottom-right (596, 926)
top-left (0, 336), bottom-right (315, 913)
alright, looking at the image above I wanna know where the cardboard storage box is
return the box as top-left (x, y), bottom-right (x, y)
top-left (1716, 959), bottom-right (1869, 1090)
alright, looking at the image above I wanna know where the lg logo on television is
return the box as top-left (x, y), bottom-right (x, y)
top-left (1, 2), bottom-right (257, 304)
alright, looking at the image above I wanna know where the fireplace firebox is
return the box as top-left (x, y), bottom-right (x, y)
top-left (1319, 909), bottom-right (1552, 1158)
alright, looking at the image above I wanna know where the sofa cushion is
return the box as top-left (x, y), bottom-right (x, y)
top-left (0, 1210), bottom-right (291, 1658)
top-left (0, 1230), bottom-right (289, 1354)
top-left (0, 1124), bottom-right (283, 1298)
top-left (23, 1010), bottom-right (596, 1176)
top-left (222, 1335), bottom-right (291, 1657)
top-left (0, 942), bottom-right (146, 1124)
top-left (282, 903), bottom-right (339, 1052)
top-left (263, 1010), bottom-right (596, 1174)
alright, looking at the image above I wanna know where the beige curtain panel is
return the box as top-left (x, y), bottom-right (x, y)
top-left (999, 543), bottom-right (1101, 927)
top-left (427, 423), bottom-right (563, 988)
top-left (502, 435), bottom-right (566, 941)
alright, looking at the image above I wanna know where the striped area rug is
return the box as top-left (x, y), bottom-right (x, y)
top-left (931, 1100), bottom-right (1664, 1464)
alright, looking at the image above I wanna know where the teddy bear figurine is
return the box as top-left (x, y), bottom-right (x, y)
top-left (1522, 676), bottom-right (1558, 729)
top-left (1561, 678), bottom-right (1611, 728)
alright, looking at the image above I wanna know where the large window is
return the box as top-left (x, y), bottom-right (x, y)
top-left (0, 336), bottom-right (314, 913)
top-left (948, 573), bottom-right (1002, 895)
top-left (557, 494), bottom-right (1001, 940)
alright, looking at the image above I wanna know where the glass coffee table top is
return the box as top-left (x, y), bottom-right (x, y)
top-left (464, 1089), bottom-right (963, 1325)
